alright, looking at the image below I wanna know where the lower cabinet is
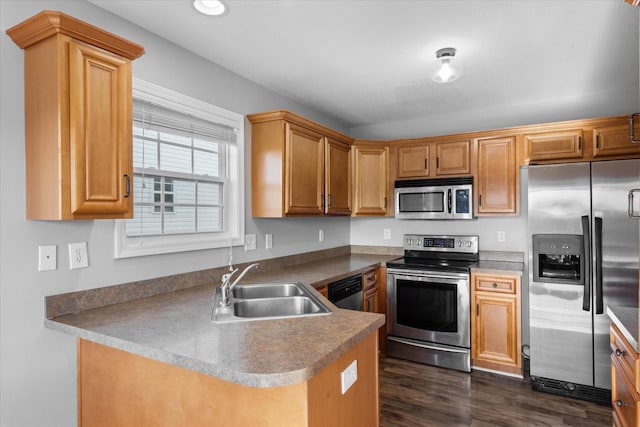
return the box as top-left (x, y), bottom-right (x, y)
top-left (470, 271), bottom-right (522, 376)
top-left (78, 334), bottom-right (379, 427)
top-left (362, 267), bottom-right (387, 354)
top-left (611, 323), bottom-right (640, 427)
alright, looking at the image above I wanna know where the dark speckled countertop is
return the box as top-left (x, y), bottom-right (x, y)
top-left (607, 305), bottom-right (639, 352)
top-left (45, 254), bottom-right (392, 388)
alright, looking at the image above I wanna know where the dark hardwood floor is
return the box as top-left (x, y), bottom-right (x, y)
top-left (379, 356), bottom-right (612, 427)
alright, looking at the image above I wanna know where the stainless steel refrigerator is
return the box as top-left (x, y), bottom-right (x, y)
top-left (528, 159), bottom-right (640, 404)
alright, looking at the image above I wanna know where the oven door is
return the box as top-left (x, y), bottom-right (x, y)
top-left (387, 269), bottom-right (470, 348)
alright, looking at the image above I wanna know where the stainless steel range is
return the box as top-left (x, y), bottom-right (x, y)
top-left (386, 234), bottom-right (479, 372)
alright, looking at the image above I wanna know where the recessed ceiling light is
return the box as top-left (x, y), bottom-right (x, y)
top-left (193, 0), bottom-right (227, 16)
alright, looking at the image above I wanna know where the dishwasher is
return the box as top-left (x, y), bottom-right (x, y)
top-left (327, 274), bottom-right (363, 311)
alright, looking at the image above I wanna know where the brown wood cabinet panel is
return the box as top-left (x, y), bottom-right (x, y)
top-left (476, 136), bottom-right (518, 215)
top-left (612, 355), bottom-right (640, 427)
top-left (78, 333), bottom-right (379, 427)
top-left (471, 272), bottom-right (522, 376)
top-left (285, 123), bottom-right (325, 215)
top-left (352, 145), bottom-right (389, 216)
top-left (524, 129), bottom-right (583, 163)
top-left (435, 140), bottom-right (471, 175)
top-left (397, 145), bottom-right (430, 178)
top-left (593, 124), bottom-right (640, 159)
top-left (7, 11), bottom-right (143, 220)
top-left (325, 138), bottom-right (351, 215)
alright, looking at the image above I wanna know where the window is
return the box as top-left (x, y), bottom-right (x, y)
top-left (115, 79), bottom-right (244, 258)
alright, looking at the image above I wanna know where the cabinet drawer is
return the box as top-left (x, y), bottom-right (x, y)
top-left (611, 324), bottom-right (640, 392)
top-left (612, 357), bottom-right (640, 427)
top-left (474, 275), bottom-right (516, 294)
top-left (363, 269), bottom-right (378, 290)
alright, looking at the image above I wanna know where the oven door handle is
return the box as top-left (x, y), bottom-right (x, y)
top-left (388, 336), bottom-right (470, 354)
top-left (581, 215), bottom-right (591, 312)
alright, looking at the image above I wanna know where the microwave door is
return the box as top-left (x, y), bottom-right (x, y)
top-left (397, 188), bottom-right (450, 219)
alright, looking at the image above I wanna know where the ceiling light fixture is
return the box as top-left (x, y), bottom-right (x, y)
top-left (193, 0), bottom-right (227, 16)
top-left (432, 47), bottom-right (463, 83)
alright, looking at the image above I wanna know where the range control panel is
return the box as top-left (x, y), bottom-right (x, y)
top-left (403, 234), bottom-right (479, 254)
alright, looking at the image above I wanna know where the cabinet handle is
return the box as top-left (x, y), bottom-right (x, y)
top-left (384, 197), bottom-right (387, 208)
top-left (630, 113), bottom-right (640, 143)
top-left (476, 303), bottom-right (479, 316)
top-left (436, 157), bottom-right (440, 169)
top-left (595, 135), bottom-right (600, 149)
top-left (616, 399), bottom-right (627, 407)
top-left (328, 194), bottom-right (332, 207)
top-left (615, 348), bottom-right (627, 357)
top-left (321, 194), bottom-right (325, 207)
top-left (479, 194), bottom-right (482, 207)
top-left (578, 136), bottom-right (582, 150)
top-left (124, 174), bottom-right (131, 198)
top-left (424, 159), bottom-right (428, 170)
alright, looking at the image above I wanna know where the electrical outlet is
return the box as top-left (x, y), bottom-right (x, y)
top-left (383, 229), bottom-right (391, 240)
top-left (498, 230), bottom-right (506, 242)
top-left (265, 233), bottom-right (273, 249)
top-left (340, 360), bottom-right (358, 394)
top-left (38, 245), bottom-right (56, 271)
top-left (68, 242), bottom-right (88, 270)
top-left (319, 229), bottom-right (325, 242)
top-left (244, 234), bottom-right (256, 251)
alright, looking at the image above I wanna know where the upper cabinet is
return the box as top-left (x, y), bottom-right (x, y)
top-left (248, 110), bottom-right (352, 217)
top-left (7, 11), bottom-right (144, 220)
top-left (476, 136), bottom-right (519, 215)
top-left (522, 116), bottom-right (640, 165)
top-left (396, 139), bottom-right (470, 179)
top-left (352, 142), bottom-right (389, 216)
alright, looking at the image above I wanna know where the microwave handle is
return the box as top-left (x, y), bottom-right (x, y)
top-left (447, 189), bottom-right (452, 214)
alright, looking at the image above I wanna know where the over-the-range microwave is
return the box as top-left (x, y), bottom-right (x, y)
top-left (394, 177), bottom-right (474, 220)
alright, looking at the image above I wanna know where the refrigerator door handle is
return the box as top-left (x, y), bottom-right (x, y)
top-left (581, 215), bottom-right (591, 312)
top-left (594, 217), bottom-right (604, 314)
top-left (628, 189), bottom-right (640, 218)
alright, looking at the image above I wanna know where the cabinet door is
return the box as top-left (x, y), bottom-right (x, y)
top-left (325, 138), bottom-right (351, 215)
top-left (524, 129), bottom-right (583, 163)
top-left (435, 140), bottom-right (470, 176)
top-left (476, 136), bottom-right (518, 215)
top-left (363, 285), bottom-right (378, 313)
top-left (593, 124), bottom-right (640, 159)
top-left (473, 293), bottom-right (519, 367)
top-left (69, 40), bottom-right (133, 217)
top-left (612, 357), bottom-right (640, 427)
top-left (397, 145), bottom-right (430, 178)
top-left (352, 145), bottom-right (389, 216)
top-left (284, 123), bottom-right (324, 215)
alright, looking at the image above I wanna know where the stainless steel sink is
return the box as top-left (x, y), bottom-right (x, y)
top-left (212, 282), bottom-right (331, 322)
top-left (234, 296), bottom-right (325, 318)
top-left (232, 283), bottom-right (303, 299)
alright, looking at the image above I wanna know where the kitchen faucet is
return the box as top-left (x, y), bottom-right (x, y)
top-left (219, 263), bottom-right (259, 307)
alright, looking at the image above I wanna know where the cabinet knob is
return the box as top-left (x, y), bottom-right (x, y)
top-left (616, 399), bottom-right (627, 407)
top-left (492, 283), bottom-right (498, 288)
top-left (615, 348), bottom-right (627, 357)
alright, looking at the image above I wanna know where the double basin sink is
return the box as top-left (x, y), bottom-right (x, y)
top-left (211, 282), bottom-right (332, 322)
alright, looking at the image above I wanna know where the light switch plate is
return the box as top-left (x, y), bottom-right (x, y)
top-left (340, 360), bottom-right (358, 394)
top-left (265, 234), bottom-right (273, 249)
top-left (244, 234), bottom-right (256, 251)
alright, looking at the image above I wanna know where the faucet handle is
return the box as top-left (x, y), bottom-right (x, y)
top-left (222, 268), bottom-right (238, 283)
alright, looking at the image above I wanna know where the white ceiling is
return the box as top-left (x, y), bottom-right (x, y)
top-left (89, 0), bottom-right (638, 131)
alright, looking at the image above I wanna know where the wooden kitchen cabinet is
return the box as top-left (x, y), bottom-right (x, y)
top-left (523, 129), bottom-right (584, 163)
top-left (7, 11), bottom-right (144, 220)
top-left (471, 272), bottom-right (522, 376)
top-left (396, 139), bottom-right (470, 179)
top-left (476, 136), bottom-right (519, 215)
top-left (592, 122), bottom-right (640, 159)
top-left (248, 110), bottom-right (352, 217)
top-left (610, 323), bottom-right (640, 427)
top-left (78, 333), bottom-right (380, 427)
top-left (362, 268), bottom-right (379, 314)
top-left (352, 143), bottom-right (389, 216)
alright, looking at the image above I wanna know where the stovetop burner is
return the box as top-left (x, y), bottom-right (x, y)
top-left (386, 234), bottom-right (479, 273)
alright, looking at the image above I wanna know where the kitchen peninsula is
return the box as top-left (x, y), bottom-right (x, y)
top-left (45, 253), bottom-right (389, 427)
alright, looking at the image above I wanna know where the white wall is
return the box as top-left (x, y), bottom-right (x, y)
top-left (0, 2), bottom-right (351, 426)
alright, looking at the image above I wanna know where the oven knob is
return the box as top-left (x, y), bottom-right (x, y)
top-left (467, 241), bottom-right (472, 247)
